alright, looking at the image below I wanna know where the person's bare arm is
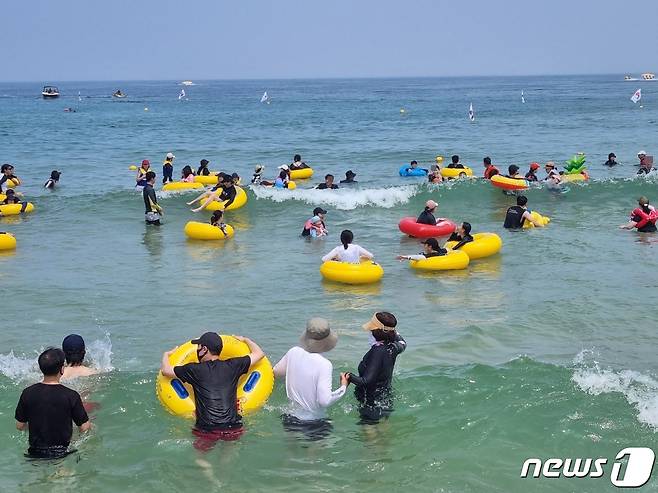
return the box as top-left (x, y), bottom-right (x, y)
top-left (233, 336), bottom-right (265, 365)
top-left (16, 421), bottom-right (26, 431)
top-left (523, 211), bottom-right (543, 227)
top-left (160, 350), bottom-right (176, 377)
top-left (79, 421), bottom-right (92, 433)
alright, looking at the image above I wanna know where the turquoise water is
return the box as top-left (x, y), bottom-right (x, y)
top-left (0, 76), bottom-right (657, 492)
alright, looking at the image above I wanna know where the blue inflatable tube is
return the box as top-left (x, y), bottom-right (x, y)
top-left (399, 165), bottom-right (428, 177)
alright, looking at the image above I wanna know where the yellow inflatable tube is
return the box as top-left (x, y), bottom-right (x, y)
top-left (320, 260), bottom-right (384, 285)
top-left (194, 174), bottom-right (221, 185)
top-left (128, 165), bottom-right (138, 171)
top-left (409, 250), bottom-right (470, 271)
top-left (561, 173), bottom-right (588, 183)
top-left (289, 168), bottom-right (314, 180)
top-left (445, 233), bottom-right (502, 260)
top-left (0, 232), bottom-right (16, 250)
top-left (156, 336), bottom-right (274, 418)
top-left (440, 167), bottom-right (473, 179)
top-left (162, 181), bottom-right (204, 192)
top-left (523, 211), bottom-right (551, 228)
top-left (0, 203), bottom-right (34, 216)
top-left (3, 178), bottom-right (21, 189)
top-left (184, 221), bottom-right (234, 240)
top-left (205, 186), bottom-right (248, 211)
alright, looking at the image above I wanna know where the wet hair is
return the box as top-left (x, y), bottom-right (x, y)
top-left (50, 170), bottom-right (61, 180)
top-left (325, 174), bottom-right (334, 180)
top-left (608, 153), bottom-right (615, 159)
top-left (371, 312), bottom-right (398, 343)
top-left (64, 348), bottom-right (85, 366)
top-left (38, 348), bottom-right (65, 376)
top-left (462, 222), bottom-right (472, 234)
top-left (294, 154), bottom-right (301, 162)
top-left (410, 160), bottom-right (418, 166)
top-left (1, 163), bottom-right (13, 173)
top-left (340, 229), bottom-right (353, 250)
top-left (483, 156), bottom-right (491, 165)
top-left (508, 165), bottom-right (519, 175)
top-left (211, 210), bottom-right (224, 225)
top-left (279, 170), bottom-right (288, 180)
top-left (182, 165), bottom-right (193, 178)
top-left (145, 171), bottom-right (156, 181)
top-left (6, 189), bottom-right (14, 196)
top-left (517, 195), bottom-right (528, 206)
top-left (451, 155), bottom-right (459, 164)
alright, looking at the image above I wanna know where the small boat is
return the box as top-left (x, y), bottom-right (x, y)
top-left (112, 90), bottom-right (127, 98)
top-left (42, 86), bottom-right (59, 98)
top-left (641, 73), bottom-right (656, 81)
top-left (181, 80), bottom-right (194, 86)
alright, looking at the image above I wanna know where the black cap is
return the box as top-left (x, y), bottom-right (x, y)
top-left (345, 170), bottom-right (356, 178)
top-left (200, 159), bottom-right (209, 166)
top-left (62, 334), bottom-right (85, 353)
top-left (609, 153), bottom-right (616, 158)
top-left (422, 238), bottom-right (440, 250)
top-left (313, 207), bottom-right (327, 215)
top-left (191, 332), bottom-right (223, 353)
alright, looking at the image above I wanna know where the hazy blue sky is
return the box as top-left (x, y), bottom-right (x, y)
top-left (3, 0), bottom-right (657, 81)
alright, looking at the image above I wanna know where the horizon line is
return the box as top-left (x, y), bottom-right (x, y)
top-left (0, 72), bottom-right (646, 84)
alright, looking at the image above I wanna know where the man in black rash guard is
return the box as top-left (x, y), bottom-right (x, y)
top-left (503, 195), bottom-right (542, 229)
top-left (416, 200), bottom-right (439, 225)
top-left (15, 348), bottom-right (91, 458)
top-left (143, 171), bottom-right (163, 225)
top-left (347, 312), bottom-right (406, 424)
top-left (447, 222), bottom-right (474, 249)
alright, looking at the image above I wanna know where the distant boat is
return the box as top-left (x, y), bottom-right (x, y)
top-left (112, 90), bottom-right (127, 98)
top-left (641, 73), bottom-right (656, 81)
top-left (260, 91), bottom-right (270, 103)
top-left (181, 80), bottom-right (195, 86)
top-left (624, 75), bottom-right (636, 81)
top-left (42, 86), bottom-right (59, 98)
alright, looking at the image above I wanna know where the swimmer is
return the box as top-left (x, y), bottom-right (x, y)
top-left (316, 174), bottom-right (339, 190)
top-left (636, 151), bottom-right (655, 175)
top-left (191, 174), bottom-right (237, 212)
top-left (135, 160), bottom-right (151, 187)
top-left (506, 165), bottom-right (522, 179)
top-left (525, 163), bottom-right (540, 182)
top-left (416, 200), bottom-right (440, 225)
top-left (301, 207), bottom-right (328, 237)
top-left (197, 159), bottom-right (211, 176)
top-left (0, 163), bottom-right (20, 193)
top-left (544, 161), bottom-right (562, 185)
top-left (447, 222), bottom-right (474, 249)
top-left (340, 170), bottom-right (357, 184)
top-left (321, 230), bottom-right (374, 264)
top-left (446, 155), bottom-right (465, 169)
top-left (290, 154), bottom-right (309, 170)
top-left (1, 189), bottom-right (28, 212)
top-left (210, 210), bottom-right (229, 236)
top-left (619, 196), bottom-right (658, 232)
top-left (346, 312), bottom-right (406, 424)
top-left (603, 153), bottom-right (618, 167)
top-left (62, 334), bottom-right (98, 381)
top-left (428, 165), bottom-right (443, 183)
top-left (143, 171), bottom-right (163, 225)
top-left (44, 170), bottom-right (61, 189)
top-left (181, 165), bottom-right (196, 183)
top-left (162, 152), bottom-right (175, 184)
top-left (503, 195), bottom-right (543, 229)
top-left (401, 160), bottom-right (427, 175)
top-left (396, 238), bottom-right (447, 261)
top-left (251, 165), bottom-right (264, 185)
top-left (187, 172), bottom-right (231, 205)
top-left (274, 169), bottom-right (290, 188)
top-left (483, 156), bottom-right (499, 179)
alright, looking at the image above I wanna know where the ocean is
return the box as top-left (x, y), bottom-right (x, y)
top-left (0, 75), bottom-right (657, 492)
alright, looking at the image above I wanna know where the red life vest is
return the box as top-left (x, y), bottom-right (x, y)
top-left (632, 207), bottom-right (658, 229)
top-left (484, 166), bottom-right (499, 179)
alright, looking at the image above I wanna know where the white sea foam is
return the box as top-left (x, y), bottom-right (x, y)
top-left (0, 334), bottom-right (114, 383)
top-left (250, 185), bottom-right (419, 210)
top-left (572, 350), bottom-right (658, 430)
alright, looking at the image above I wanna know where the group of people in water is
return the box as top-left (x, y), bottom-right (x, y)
top-left (15, 308), bottom-right (406, 457)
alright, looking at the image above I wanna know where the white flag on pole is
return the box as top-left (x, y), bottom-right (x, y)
top-left (631, 88), bottom-right (642, 104)
top-left (468, 102), bottom-right (475, 122)
top-left (178, 89), bottom-right (186, 100)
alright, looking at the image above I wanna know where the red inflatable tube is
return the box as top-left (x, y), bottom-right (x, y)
top-left (398, 217), bottom-right (456, 238)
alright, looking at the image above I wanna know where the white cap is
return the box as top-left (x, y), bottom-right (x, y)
top-left (638, 150), bottom-right (647, 156)
top-left (278, 164), bottom-right (289, 170)
top-left (166, 152), bottom-right (175, 159)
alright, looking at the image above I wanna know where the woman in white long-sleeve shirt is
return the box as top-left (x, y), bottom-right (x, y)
top-left (273, 318), bottom-right (349, 438)
top-left (321, 230), bottom-right (374, 264)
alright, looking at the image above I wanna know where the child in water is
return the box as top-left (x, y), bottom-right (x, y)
top-left (210, 210), bottom-right (229, 236)
top-left (44, 170), bottom-right (61, 189)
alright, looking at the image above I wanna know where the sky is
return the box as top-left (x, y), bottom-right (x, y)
top-left (3, 0), bottom-right (658, 81)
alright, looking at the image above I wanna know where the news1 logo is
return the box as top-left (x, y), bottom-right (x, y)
top-left (520, 447), bottom-right (655, 487)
